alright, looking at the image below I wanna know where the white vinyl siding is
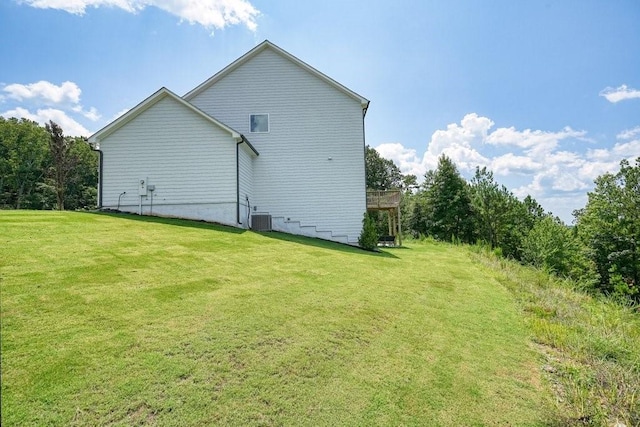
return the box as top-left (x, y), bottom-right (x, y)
top-left (238, 143), bottom-right (254, 227)
top-left (99, 95), bottom-right (238, 225)
top-left (190, 48), bottom-right (366, 242)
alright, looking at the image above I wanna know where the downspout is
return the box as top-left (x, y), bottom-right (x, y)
top-left (246, 195), bottom-right (251, 227)
top-left (89, 139), bottom-right (103, 209)
top-left (361, 101), bottom-right (370, 245)
top-left (362, 101), bottom-right (369, 203)
top-left (236, 140), bottom-right (241, 225)
top-left (117, 192), bottom-right (126, 210)
top-left (97, 149), bottom-right (103, 209)
top-left (235, 135), bottom-right (258, 227)
top-left (149, 187), bottom-right (154, 215)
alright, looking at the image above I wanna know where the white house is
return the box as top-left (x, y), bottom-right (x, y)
top-left (89, 41), bottom-right (370, 245)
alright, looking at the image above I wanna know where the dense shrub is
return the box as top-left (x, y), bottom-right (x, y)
top-left (358, 212), bottom-right (378, 250)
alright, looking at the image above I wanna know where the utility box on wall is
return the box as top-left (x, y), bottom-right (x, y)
top-left (138, 178), bottom-right (147, 196)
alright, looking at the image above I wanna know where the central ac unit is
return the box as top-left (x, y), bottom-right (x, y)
top-left (251, 214), bottom-right (272, 231)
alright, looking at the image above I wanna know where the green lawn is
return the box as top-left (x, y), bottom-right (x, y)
top-left (1, 211), bottom-right (553, 426)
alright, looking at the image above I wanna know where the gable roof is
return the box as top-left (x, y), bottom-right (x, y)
top-left (183, 40), bottom-right (370, 110)
top-left (88, 87), bottom-right (257, 156)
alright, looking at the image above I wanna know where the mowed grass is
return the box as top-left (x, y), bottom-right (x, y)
top-left (1, 211), bottom-right (552, 426)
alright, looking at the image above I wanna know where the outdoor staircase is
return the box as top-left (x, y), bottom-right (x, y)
top-left (270, 216), bottom-right (352, 245)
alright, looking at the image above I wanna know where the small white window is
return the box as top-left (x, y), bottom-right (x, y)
top-left (250, 114), bottom-right (269, 133)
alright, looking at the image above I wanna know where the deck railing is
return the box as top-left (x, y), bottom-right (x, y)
top-left (366, 190), bottom-right (401, 209)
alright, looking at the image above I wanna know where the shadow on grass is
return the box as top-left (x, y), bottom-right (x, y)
top-left (90, 211), bottom-right (247, 234)
top-left (377, 245), bottom-right (412, 250)
top-left (256, 230), bottom-right (399, 259)
top-left (90, 211), bottom-right (399, 258)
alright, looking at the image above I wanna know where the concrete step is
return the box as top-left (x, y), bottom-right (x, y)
top-left (270, 216), bottom-right (355, 245)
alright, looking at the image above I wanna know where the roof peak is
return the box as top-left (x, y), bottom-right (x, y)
top-left (183, 40), bottom-right (369, 108)
top-left (88, 87), bottom-right (242, 143)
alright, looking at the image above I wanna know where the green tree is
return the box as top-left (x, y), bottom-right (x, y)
top-left (523, 195), bottom-right (546, 230)
top-left (469, 167), bottom-right (534, 259)
top-left (575, 158), bottom-right (640, 301)
top-left (522, 215), bottom-right (580, 276)
top-left (365, 145), bottom-right (403, 190)
top-left (499, 193), bottom-right (530, 259)
top-left (365, 146), bottom-right (415, 238)
top-left (414, 155), bottom-right (474, 243)
top-left (0, 117), bottom-right (49, 209)
top-left (1, 118), bottom-right (97, 211)
top-left (399, 173), bottom-right (418, 237)
top-left (63, 137), bottom-right (98, 210)
top-left (46, 121), bottom-right (74, 210)
top-left (469, 167), bottom-right (505, 248)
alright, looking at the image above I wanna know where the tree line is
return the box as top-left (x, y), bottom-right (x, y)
top-left (365, 146), bottom-right (639, 304)
top-left (0, 117), bottom-right (98, 211)
top-left (1, 117), bottom-right (636, 303)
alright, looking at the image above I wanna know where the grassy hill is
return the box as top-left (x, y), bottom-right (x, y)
top-left (1, 211), bottom-right (636, 426)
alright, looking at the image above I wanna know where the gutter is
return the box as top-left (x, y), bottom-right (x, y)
top-left (362, 103), bottom-right (369, 205)
top-left (89, 139), bottom-right (103, 209)
top-left (236, 134), bottom-right (259, 225)
top-left (236, 140), bottom-right (241, 225)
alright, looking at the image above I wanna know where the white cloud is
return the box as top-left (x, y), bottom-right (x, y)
top-left (72, 105), bottom-right (101, 121)
top-left (374, 114), bottom-right (494, 179)
top-left (375, 143), bottom-right (425, 178)
top-left (428, 113), bottom-right (493, 155)
top-left (617, 126), bottom-right (640, 140)
top-left (1, 107), bottom-right (91, 136)
top-left (584, 130), bottom-right (639, 177)
top-left (3, 80), bottom-right (81, 104)
top-left (0, 107), bottom-right (33, 121)
top-left (422, 113), bottom-right (492, 172)
top-left (537, 194), bottom-right (588, 225)
top-left (1, 79), bottom-right (100, 134)
top-left (545, 150), bottom-right (583, 168)
top-left (599, 84), bottom-right (640, 103)
top-left (585, 148), bottom-right (610, 161)
top-left (550, 168), bottom-right (590, 192)
top-left (512, 177), bottom-right (544, 199)
top-left (577, 160), bottom-right (620, 182)
top-left (19, 0), bottom-right (260, 32)
top-left (373, 113), bottom-right (638, 223)
top-left (438, 144), bottom-right (490, 172)
top-left (2, 80), bottom-right (101, 120)
top-left (612, 140), bottom-right (640, 158)
top-left (485, 126), bottom-right (586, 157)
top-left (491, 153), bottom-right (542, 176)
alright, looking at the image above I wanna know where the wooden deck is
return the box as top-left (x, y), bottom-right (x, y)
top-left (366, 190), bottom-right (402, 246)
top-left (366, 190), bottom-right (401, 209)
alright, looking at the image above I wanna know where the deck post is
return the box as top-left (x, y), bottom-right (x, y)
top-left (366, 189), bottom-right (403, 247)
top-left (391, 214), bottom-right (396, 243)
top-left (397, 205), bottom-right (402, 246)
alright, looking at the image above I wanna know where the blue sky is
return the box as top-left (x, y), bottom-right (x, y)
top-left (2, 0), bottom-right (639, 222)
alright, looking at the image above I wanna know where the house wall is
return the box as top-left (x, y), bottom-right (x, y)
top-left (189, 48), bottom-right (366, 243)
top-left (99, 95), bottom-right (239, 226)
top-left (238, 143), bottom-right (254, 228)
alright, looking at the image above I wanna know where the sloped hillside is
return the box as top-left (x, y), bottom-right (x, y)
top-left (1, 211), bottom-right (553, 426)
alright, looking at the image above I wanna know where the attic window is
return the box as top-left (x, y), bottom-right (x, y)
top-left (250, 114), bottom-right (269, 133)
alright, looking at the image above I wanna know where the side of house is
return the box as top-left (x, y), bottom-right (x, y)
top-left (186, 42), bottom-right (369, 244)
top-left (91, 88), bottom-right (257, 227)
top-left (90, 41), bottom-right (369, 245)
